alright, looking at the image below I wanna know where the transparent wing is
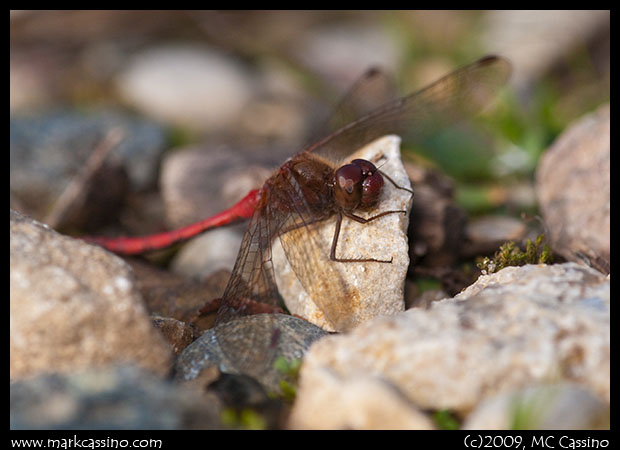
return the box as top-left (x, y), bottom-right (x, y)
top-left (305, 67), bottom-right (398, 146)
top-left (275, 162), bottom-right (359, 331)
top-left (217, 152), bottom-right (358, 331)
top-left (212, 56), bottom-right (511, 380)
top-left (215, 197), bottom-right (280, 325)
top-left (305, 56), bottom-right (511, 164)
top-left (217, 56), bottom-right (511, 327)
top-left (214, 180), bottom-right (288, 376)
top-left (214, 155), bottom-right (349, 374)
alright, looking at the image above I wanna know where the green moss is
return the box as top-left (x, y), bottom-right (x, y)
top-left (220, 407), bottom-right (268, 430)
top-left (273, 356), bottom-right (302, 402)
top-left (416, 277), bottom-right (442, 293)
top-left (477, 233), bottom-right (554, 274)
top-left (432, 409), bottom-right (461, 430)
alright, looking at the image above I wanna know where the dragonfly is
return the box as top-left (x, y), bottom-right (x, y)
top-left (86, 56), bottom-right (511, 332)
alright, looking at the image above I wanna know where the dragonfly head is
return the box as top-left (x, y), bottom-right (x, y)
top-left (333, 158), bottom-right (384, 211)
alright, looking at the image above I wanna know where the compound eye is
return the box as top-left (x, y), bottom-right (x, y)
top-left (361, 171), bottom-right (384, 207)
top-left (351, 159), bottom-right (378, 177)
top-left (333, 163), bottom-right (363, 209)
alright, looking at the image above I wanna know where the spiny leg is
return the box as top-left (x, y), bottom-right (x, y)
top-left (378, 169), bottom-right (414, 196)
top-left (330, 209), bottom-right (408, 263)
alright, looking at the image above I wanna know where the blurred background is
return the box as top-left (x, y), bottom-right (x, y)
top-left (10, 10), bottom-right (610, 293)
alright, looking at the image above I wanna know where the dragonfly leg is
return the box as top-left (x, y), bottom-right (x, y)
top-left (330, 210), bottom-right (408, 263)
top-left (378, 169), bottom-right (414, 196)
top-left (343, 208), bottom-right (407, 224)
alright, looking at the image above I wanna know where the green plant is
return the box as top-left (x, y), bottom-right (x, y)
top-left (273, 356), bottom-right (302, 402)
top-left (477, 233), bottom-right (554, 274)
top-left (433, 409), bottom-right (461, 430)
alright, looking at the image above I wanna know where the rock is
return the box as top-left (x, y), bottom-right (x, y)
top-left (463, 383), bottom-right (609, 430)
top-left (151, 316), bottom-right (198, 355)
top-left (483, 10), bottom-right (610, 88)
top-left (461, 215), bottom-right (528, 258)
top-left (455, 261), bottom-right (607, 304)
top-left (9, 109), bottom-right (167, 227)
top-left (128, 258), bottom-right (229, 331)
top-left (10, 365), bottom-right (222, 429)
top-left (287, 368), bottom-right (435, 430)
top-left (10, 51), bottom-right (56, 112)
top-left (405, 285), bottom-right (447, 310)
top-left (10, 209), bottom-right (173, 379)
top-left (292, 23), bottom-right (402, 90)
top-left (291, 263), bottom-right (609, 426)
top-left (160, 144), bottom-right (287, 228)
top-left (170, 227), bottom-right (243, 280)
top-left (537, 103), bottom-right (610, 274)
top-left (117, 45), bottom-right (255, 132)
top-left (238, 88), bottom-right (309, 146)
top-left (10, 109), bottom-right (166, 192)
top-left (405, 163), bottom-right (466, 268)
top-left (273, 135), bottom-right (413, 332)
top-left (175, 314), bottom-right (328, 394)
top-left (208, 372), bottom-right (277, 412)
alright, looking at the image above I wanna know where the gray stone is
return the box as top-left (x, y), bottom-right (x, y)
top-left (10, 365), bottom-right (222, 429)
top-left (159, 144), bottom-right (285, 228)
top-left (175, 314), bottom-right (327, 394)
top-left (117, 45), bottom-right (255, 132)
top-left (537, 103), bottom-right (610, 274)
top-left (10, 110), bottom-right (166, 228)
top-left (483, 11), bottom-right (610, 88)
top-left (170, 227), bottom-right (244, 280)
top-left (10, 109), bottom-right (166, 193)
top-left (10, 209), bottom-right (173, 379)
top-left (292, 23), bottom-right (402, 90)
top-left (462, 215), bottom-right (528, 258)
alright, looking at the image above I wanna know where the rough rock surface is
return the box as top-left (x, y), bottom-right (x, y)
top-left (537, 103), bottom-right (610, 274)
top-left (10, 209), bottom-right (173, 379)
top-left (290, 263), bottom-right (609, 428)
top-left (273, 135), bottom-right (413, 332)
top-left (287, 368), bottom-right (435, 430)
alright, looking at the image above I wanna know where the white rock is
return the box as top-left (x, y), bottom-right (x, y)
top-left (117, 45), bottom-right (254, 132)
top-left (287, 367), bottom-right (435, 430)
top-left (10, 210), bottom-right (172, 379)
top-left (463, 383), bottom-right (609, 430)
top-left (536, 103), bottom-right (610, 274)
top-left (291, 263), bottom-right (609, 424)
top-left (456, 262), bottom-right (609, 306)
top-left (465, 215), bottom-right (527, 244)
top-left (483, 10), bottom-right (609, 88)
top-left (272, 135), bottom-right (413, 331)
top-left (171, 228), bottom-right (242, 280)
top-left (293, 23), bottom-right (401, 89)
